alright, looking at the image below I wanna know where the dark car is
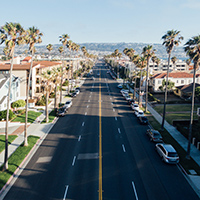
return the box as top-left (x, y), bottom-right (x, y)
top-left (69, 92), bottom-right (77, 97)
top-left (146, 129), bottom-right (163, 142)
top-left (128, 99), bottom-right (135, 105)
top-left (139, 116), bottom-right (148, 125)
top-left (57, 106), bottom-right (68, 117)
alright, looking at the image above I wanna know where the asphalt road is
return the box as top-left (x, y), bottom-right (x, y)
top-left (3, 60), bottom-right (199, 200)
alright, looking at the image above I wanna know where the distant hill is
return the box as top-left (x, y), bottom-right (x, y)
top-left (0, 42), bottom-right (187, 60)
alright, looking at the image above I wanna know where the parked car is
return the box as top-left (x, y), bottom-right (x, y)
top-left (117, 84), bottom-right (123, 89)
top-left (128, 99), bottom-right (135, 105)
top-left (138, 116), bottom-right (148, 125)
top-left (146, 129), bottom-right (163, 142)
top-left (131, 103), bottom-right (139, 112)
top-left (120, 89), bottom-right (129, 94)
top-left (75, 89), bottom-right (80, 95)
top-left (57, 106), bottom-right (68, 117)
top-left (65, 100), bottom-right (72, 109)
top-left (135, 110), bottom-right (144, 118)
top-left (155, 143), bottom-right (179, 164)
top-left (70, 92), bottom-right (77, 97)
top-left (125, 95), bottom-right (131, 101)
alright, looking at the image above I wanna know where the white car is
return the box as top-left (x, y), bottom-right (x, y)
top-left (120, 89), bottom-right (129, 94)
top-left (135, 110), bottom-right (144, 117)
top-left (125, 95), bottom-right (131, 101)
top-left (122, 92), bottom-right (129, 97)
top-left (65, 100), bottom-right (72, 109)
top-left (131, 103), bottom-right (139, 112)
top-left (155, 143), bottom-right (179, 164)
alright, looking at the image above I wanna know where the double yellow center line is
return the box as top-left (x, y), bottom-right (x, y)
top-left (99, 76), bottom-right (103, 200)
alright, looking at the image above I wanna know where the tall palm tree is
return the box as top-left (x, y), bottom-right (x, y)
top-left (46, 44), bottom-right (53, 60)
top-left (3, 46), bottom-right (9, 60)
top-left (0, 22), bottom-right (26, 171)
top-left (151, 55), bottom-right (157, 71)
top-left (133, 55), bottom-right (146, 106)
top-left (40, 70), bottom-right (53, 123)
top-left (142, 45), bottom-right (156, 112)
top-left (155, 57), bottom-right (161, 70)
top-left (52, 67), bottom-right (61, 109)
top-left (186, 58), bottom-right (191, 71)
top-left (184, 35), bottom-right (200, 158)
top-left (171, 56), bottom-right (177, 71)
top-left (24, 26), bottom-right (43, 146)
top-left (59, 34), bottom-right (70, 104)
top-left (58, 46), bottom-right (64, 103)
top-left (161, 30), bottom-right (183, 130)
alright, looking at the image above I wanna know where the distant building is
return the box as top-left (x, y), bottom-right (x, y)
top-left (150, 72), bottom-right (200, 92)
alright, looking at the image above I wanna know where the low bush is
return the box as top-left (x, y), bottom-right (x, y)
top-left (0, 110), bottom-right (15, 121)
top-left (11, 100), bottom-right (26, 109)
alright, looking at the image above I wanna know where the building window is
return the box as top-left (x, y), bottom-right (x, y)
top-left (36, 68), bottom-right (40, 75)
top-left (177, 80), bottom-right (179, 83)
top-left (36, 78), bottom-right (40, 84)
top-left (158, 80), bottom-right (161, 84)
top-left (36, 87), bottom-right (40, 93)
top-left (16, 92), bottom-right (18, 97)
top-left (189, 80), bottom-right (192, 83)
top-left (181, 80), bottom-right (184, 84)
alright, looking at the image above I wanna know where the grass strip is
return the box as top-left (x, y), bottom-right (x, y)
top-left (12, 111), bottom-right (41, 123)
top-left (41, 109), bottom-right (57, 124)
top-left (0, 135), bottom-right (39, 190)
top-left (0, 135), bottom-right (17, 153)
top-left (147, 115), bottom-right (200, 175)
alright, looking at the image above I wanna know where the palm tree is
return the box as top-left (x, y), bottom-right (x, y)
top-left (184, 35), bottom-right (200, 159)
top-left (3, 46), bottom-right (9, 60)
top-left (52, 67), bottom-right (61, 109)
top-left (186, 58), bottom-right (191, 71)
top-left (40, 70), bottom-right (53, 123)
top-left (142, 45), bottom-right (156, 112)
top-left (59, 34), bottom-right (70, 104)
top-left (58, 46), bottom-right (64, 104)
top-left (151, 55), bottom-right (157, 71)
top-left (171, 56), bottom-right (177, 71)
top-left (0, 22), bottom-right (26, 171)
top-left (46, 44), bottom-right (53, 60)
top-left (161, 30), bottom-right (183, 130)
top-left (24, 26), bottom-right (43, 146)
top-left (133, 56), bottom-right (146, 106)
top-left (155, 57), bottom-right (161, 70)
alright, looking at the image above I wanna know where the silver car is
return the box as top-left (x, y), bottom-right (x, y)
top-left (155, 143), bottom-right (179, 164)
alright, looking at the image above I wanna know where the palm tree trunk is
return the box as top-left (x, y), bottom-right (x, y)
top-left (145, 59), bottom-right (150, 113)
top-left (138, 70), bottom-right (142, 106)
top-left (186, 63), bottom-right (197, 159)
top-left (161, 53), bottom-right (171, 130)
top-left (134, 75), bottom-right (137, 100)
top-left (60, 58), bottom-right (64, 105)
top-left (3, 51), bottom-right (15, 171)
top-left (46, 87), bottom-right (49, 123)
top-left (67, 71), bottom-right (70, 94)
top-left (24, 50), bottom-right (34, 146)
top-left (54, 85), bottom-right (57, 109)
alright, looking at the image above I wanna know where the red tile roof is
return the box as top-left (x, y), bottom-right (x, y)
top-left (0, 61), bottom-right (61, 70)
top-left (152, 72), bottom-right (193, 79)
top-left (22, 56), bottom-right (32, 62)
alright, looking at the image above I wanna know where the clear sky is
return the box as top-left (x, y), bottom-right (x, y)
top-left (0, 0), bottom-right (199, 45)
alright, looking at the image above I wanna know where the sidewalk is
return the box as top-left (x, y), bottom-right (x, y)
top-left (122, 81), bottom-right (200, 195)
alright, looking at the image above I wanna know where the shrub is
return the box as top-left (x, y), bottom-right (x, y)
top-left (49, 92), bottom-right (55, 98)
top-left (62, 80), bottom-right (69, 86)
top-left (11, 100), bottom-right (26, 109)
top-left (0, 110), bottom-right (15, 121)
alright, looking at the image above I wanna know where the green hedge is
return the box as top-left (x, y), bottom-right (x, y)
top-left (0, 110), bottom-right (15, 121)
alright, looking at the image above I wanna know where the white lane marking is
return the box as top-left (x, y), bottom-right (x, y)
top-left (122, 144), bottom-right (126, 152)
top-left (132, 181), bottom-right (139, 200)
top-left (72, 156), bottom-right (76, 166)
top-left (88, 100), bottom-right (90, 102)
top-left (92, 85), bottom-right (94, 88)
top-left (85, 112), bottom-right (87, 115)
top-left (89, 95), bottom-right (91, 98)
top-left (78, 135), bottom-right (81, 141)
top-left (110, 97), bottom-right (112, 100)
top-left (115, 117), bottom-right (117, 121)
top-left (63, 185), bottom-right (69, 200)
top-left (87, 105), bottom-right (89, 108)
top-left (111, 102), bottom-right (113, 105)
top-left (82, 122), bottom-right (85, 126)
top-left (113, 108), bottom-right (115, 112)
top-left (118, 128), bottom-right (121, 134)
